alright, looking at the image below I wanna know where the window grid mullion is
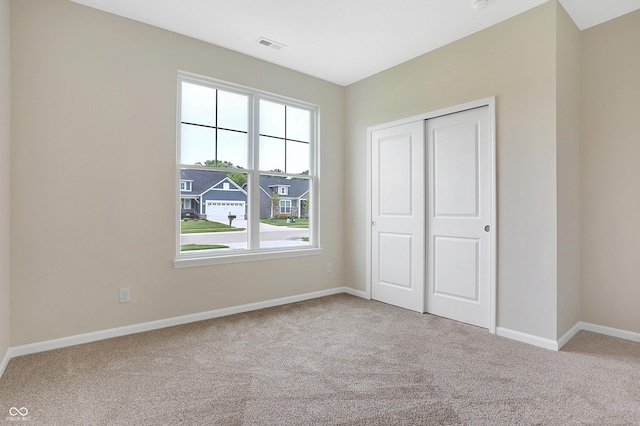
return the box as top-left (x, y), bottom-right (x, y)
top-left (284, 106), bottom-right (288, 174)
top-left (182, 121), bottom-right (248, 135)
top-left (214, 89), bottom-right (219, 164)
top-left (256, 133), bottom-right (309, 145)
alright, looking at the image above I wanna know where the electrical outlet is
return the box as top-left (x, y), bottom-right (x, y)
top-left (327, 263), bottom-right (333, 273)
top-left (120, 288), bottom-right (130, 303)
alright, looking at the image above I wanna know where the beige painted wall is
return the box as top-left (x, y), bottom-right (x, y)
top-left (555, 2), bottom-right (581, 338)
top-left (0, 0), bottom-right (10, 360)
top-left (345, 2), bottom-right (560, 340)
top-left (10, 0), bottom-right (345, 346)
top-left (581, 9), bottom-right (640, 333)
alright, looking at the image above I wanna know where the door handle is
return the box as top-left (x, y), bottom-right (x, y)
top-left (372, 221), bottom-right (377, 226)
top-left (484, 225), bottom-right (490, 232)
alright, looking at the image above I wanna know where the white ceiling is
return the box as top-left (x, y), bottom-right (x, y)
top-left (70, 0), bottom-right (640, 86)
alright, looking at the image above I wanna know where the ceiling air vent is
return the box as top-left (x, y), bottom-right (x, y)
top-left (256, 37), bottom-right (286, 50)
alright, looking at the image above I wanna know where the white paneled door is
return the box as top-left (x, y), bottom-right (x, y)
top-left (370, 103), bottom-right (493, 328)
top-left (371, 121), bottom-right (425, 312)
top-left (426, 106), bottom-right (491, 328)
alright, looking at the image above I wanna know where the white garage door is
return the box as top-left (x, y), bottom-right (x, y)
top-left (206, 200), bottom-right (245, 221)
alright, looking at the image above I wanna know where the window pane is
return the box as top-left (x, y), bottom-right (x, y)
top-left (280, 200), bottom-right (292, 214)
top-left (181, 124), bottom-right (215, 165)
top-left (218, 90), bottom-right (248, 132)
top-left (181, 82), bottom-right (215, 126)
top-left (259, 174), bottom-right (310, 249)
top-left (218, 130), bottom-right (248, 169)
top-left (259, 100), bottom-right (285, 138)
top-left (180, 171), bottom-right (249, 252)
top-left (259, 136), bottom-right (285, 172)
top-left (286, 106), bottom-right (311, 142)
top-left (286, 140), bottom-right (310, 175)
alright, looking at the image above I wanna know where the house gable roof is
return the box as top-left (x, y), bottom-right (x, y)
top-left (204, 176), bottom-right (247, 196)
top-left (259, 176), bottom-right (309, 199)
top-left (182, 170), bottom-right (308, 199)
top-left (180, 169), bottom-right (230, 196)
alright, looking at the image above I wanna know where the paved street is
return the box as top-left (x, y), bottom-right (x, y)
top-left (180, 220), bottom-right (309, 249)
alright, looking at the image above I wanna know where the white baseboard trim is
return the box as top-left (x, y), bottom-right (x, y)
top-left (557, 322), bottom-right (582, 350)
top-left (4, 289), bottom-right (639, 378)
top-left (0, 347), bottom-right (10, 379)
top-left (7, 287), bottom-right (357, 360)
top-left (498, 321), bottom-right (640, 352)
top-left (579, 321), bottom-right (640, 343)
top-left (342, 287), bottom-right (369, 299)
top-left (496, 327), bottom-right (559, 351)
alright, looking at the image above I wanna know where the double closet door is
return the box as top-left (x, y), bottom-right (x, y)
top-left (370, 105), bottom-right (493, 329)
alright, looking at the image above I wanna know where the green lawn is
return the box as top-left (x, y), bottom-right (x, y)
top-left (181, 244), bottom-right (228, 251)
top-left (181, 219), bottom-right (245, 234)
top-left (260, 218), bottom-right (309, 228)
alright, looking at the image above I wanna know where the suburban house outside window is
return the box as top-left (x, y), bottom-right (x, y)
top-left (175, 72), bottom-right (319, 267)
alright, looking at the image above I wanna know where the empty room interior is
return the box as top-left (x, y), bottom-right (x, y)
top-left (1, 0), bottom-right (640, 424)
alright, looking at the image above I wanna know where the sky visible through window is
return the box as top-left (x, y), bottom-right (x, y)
top-left (180, 82), bottom-right (310, 173)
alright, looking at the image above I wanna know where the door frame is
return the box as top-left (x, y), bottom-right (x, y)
top-left (366, 97), bottom-right (497, 334)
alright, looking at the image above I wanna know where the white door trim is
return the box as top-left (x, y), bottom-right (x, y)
top-left (366, 97), bottom-right (496, 334)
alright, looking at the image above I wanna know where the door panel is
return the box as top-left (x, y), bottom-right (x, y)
top-left (371, 121), bottom-right (425, 312)
top-left (379, 136), bottom-right (412, 215)
top-left (427, 106), bottom-right (491, 328)
top-left (434, 236), bottom-right (479, 301)
top-left (379, 233), bottom-right (412, 289)
top-left (434, 125), bottom-right (479, 217)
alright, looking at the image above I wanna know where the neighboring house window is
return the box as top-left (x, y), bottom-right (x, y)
top-left (183, 199), bottom-right (192, 209)
top-left (280, 199), bottom-right (291, 214)
top-left (175, 72), bottom-right (318, 267)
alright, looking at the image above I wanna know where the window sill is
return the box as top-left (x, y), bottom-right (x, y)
top-left (173, 247), bottom-right (323, 268)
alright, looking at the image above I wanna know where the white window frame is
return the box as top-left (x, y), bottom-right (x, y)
top-left (180, 181), bottom-right (192, 192)
top-left (174, 71), bottom-right (321, 268)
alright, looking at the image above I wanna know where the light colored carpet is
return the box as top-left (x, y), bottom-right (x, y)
top-left (1, 294), bottom-right (639, 425)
